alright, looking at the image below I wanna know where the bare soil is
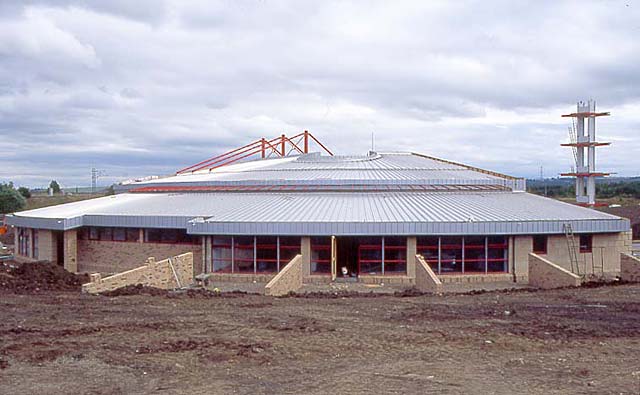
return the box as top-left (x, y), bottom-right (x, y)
top-left (1, 279), bottom-right (640, 394)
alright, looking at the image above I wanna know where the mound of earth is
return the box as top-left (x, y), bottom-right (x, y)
top-left (0, 261), bottom-right (88, 293)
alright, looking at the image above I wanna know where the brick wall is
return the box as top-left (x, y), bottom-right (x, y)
top-left (528, 253), bottom-right (582, 289)
top-left (544, 233), bottom-right (629, 275)
top-left (512, 235), bottom-right (533, 282)
top-left (37, 229), bottom-right (57, 263)
top-left (513, 232), bottom-right (631, 281)
top-left (82, 253), bottom-right (193, 294)
top-left (264, 255), bottom-right (302, 296)
top-left (63, 230), bottom-right (78, 273)
top-left (620, 253), bottom-right (640, 282)
top-left (415, 255), bottom-right (442, 293)
top-left (77, 239), bottom-right (203, 276)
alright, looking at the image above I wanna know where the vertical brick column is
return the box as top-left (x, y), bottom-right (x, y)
top-left (406, 237), bottom-right (417, 278)
top-left (37, 229), bottom-right (57, 263)
top-left (205, 236), bottom-right (212, 273)
top-left (63, 230), bottom-right (78, 273)
top-left (301, 237), bottom-right (311, 277)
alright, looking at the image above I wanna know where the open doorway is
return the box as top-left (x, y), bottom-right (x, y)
top-left (54, 231), bottom-right (64, 266)
top-left (336, 237), bottom-right (359, 278)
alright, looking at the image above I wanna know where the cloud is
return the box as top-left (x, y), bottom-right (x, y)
top-left (0, 0), bottom-right (639, 187)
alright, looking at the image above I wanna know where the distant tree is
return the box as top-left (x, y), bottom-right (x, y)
top-left (106, 185), bottom-right (115, 195)
top-left (17, 187), bottom-right (31, 199)
top-left (49, 180), bottom-right (61, 194)
top-left (0, 183), bottom-right (26, 214)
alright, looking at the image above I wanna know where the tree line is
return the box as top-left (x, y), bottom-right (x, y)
top-left (528, 181), bottom-right (640, 199)
top-left (0, 181), bottom-right (61, 214)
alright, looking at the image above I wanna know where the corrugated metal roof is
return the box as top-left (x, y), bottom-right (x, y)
top-left (121, 152), bottom-right (526, 191)
top-left (6, 191), bottom-right (629, 235)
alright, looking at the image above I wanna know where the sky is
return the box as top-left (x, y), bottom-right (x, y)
top-left (1, 0), bottom-right (639, 188)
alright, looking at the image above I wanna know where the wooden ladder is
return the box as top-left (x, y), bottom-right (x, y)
top-left (563, 223), bottom-right (581, 276)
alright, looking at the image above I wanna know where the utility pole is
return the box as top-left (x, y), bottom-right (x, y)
top-left (540, 166), bottom-right (547, 196)
top-left (91, 168), bottom-right (106, 194)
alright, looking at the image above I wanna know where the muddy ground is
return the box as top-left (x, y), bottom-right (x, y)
top-left (1, 279), bottom-right (640, 394)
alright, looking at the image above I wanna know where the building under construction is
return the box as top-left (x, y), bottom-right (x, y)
top-left (5, 130), bottom-right (633, 290)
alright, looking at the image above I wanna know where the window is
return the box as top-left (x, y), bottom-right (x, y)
top-left (464, 236), bottom-right (485, 273)
top-left (417, 236), bottom-right (439, 272)
top-left (487, 236), bottom-right (508, 272)
top-left (383, 237), bottom-right (406, 274)
top-left (145, 229), bottom-right (197, 244)
top-left (358, 237), bottom-right (383, 275)
top-left (18, 228), bottom-right (31, 257)
top-left (126, 228), bottom-right (139, 242)
top-left (82, 227), bottom-right (139, 242)
top-left (234, 236), bottom-right (254, 273)
top-left (32, 230), bottom-right (38, 260)
top-left (279, 237), bottom-right (301, 267)
top-left (212, 236), bottom-right (233, 273)
top-left (310, 237), bottom-right (331, 274)
top-left (532, 235), bottom-right (547, 254)
top-left (256, 236), bottom-right (278, 273)
top-left (579, 234), bottom-right (592, 253)
top-left (98, 227), bottom-right (113, 241)
top-left (417, 236), bottom-right (508, 275)
top-left (440, 237), bottom-right (463, 273)
top-left (78, 228), bottom-right (88, 240)
top-left (87, 227), bottom-right (99, 240)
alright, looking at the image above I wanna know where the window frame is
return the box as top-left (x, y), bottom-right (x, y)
top-left (579, 234), bottom-right (593, 253)
top-left (532, 235), bottom-right (547, 255)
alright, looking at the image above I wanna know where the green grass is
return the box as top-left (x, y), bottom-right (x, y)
top-left (25, 193), bottom-right (107, 211)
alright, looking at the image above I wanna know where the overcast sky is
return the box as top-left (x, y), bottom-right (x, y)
top-left (1, 0), bottom-right (639, 188)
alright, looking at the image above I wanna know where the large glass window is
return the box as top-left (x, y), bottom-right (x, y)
top-left (440, 237), bottom-right (463, 273)
top-left (418, 236), bottom-right (509, 275)
top-left (256, 236), bottom-right (278, 273)
top-left (310, 237), bottom-right (331, 274)
top-left (417, 237), bottom-right (439, 272)
top-left (212, 236), bottom-right (233, 273)
top-left (464, 236), bottom-right (485, 273)
top-left (358, 237), bottom-right (383, 275)
top-left (234, 236), bottom-right (254, 273)
top-left (487, 236), bottom-right (508, 272)
top-left (383, 237), bottom-right (406, 274)
top-left (279, 237), bottom-right (301, 267)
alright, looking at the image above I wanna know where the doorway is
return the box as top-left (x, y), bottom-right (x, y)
top-left (54, 231), bottom-right (64, 266)
top-left (335, 237), bottom-right (359, 278)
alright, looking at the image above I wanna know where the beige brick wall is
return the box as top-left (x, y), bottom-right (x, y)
top-left (301, 237), bottom-right (311, 276)
top-left (77, 239), bottom-right (203, 276)
top-left (620, 253), bottom-right (640, 282)
top-left (528, 253), bottom-right (582, 289)
top-left (415, 255), bottom-right (442, 293)
top-left (512, 235), bottom-right (532, 282)
top-left (37, 229), bottom-right (57, 263)
top-left (543, 233), bottom-right (628, 275)
top-left (265, 255), bottom-right (303, 296)
top-left (406, 237), bottom-right (417, 278)
top-left (82, 252), bottom-right (193, 294)
top-left (63, 230), bottom-right (78, 273)
top-left (513, 232), bottom-right (630, 281)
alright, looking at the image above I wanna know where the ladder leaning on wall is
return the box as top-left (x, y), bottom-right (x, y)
top-left (563, 223), bottom-right (581, 276)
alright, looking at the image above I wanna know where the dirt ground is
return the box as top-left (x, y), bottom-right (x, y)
top-left (1, 278), bottom-right (640, 394)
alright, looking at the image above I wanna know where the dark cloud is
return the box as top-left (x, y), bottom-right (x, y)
top-left (0, 0), bottom-right (639, 187)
